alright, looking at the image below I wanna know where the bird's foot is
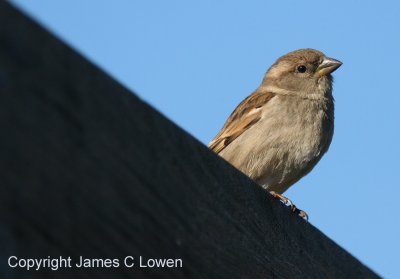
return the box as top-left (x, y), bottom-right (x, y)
top-left (292, 207), bottom-right (309, 221)
top-left (269, 191), bottom-right (308, 221)
top-left (269, 191), bottom-right (293, 207)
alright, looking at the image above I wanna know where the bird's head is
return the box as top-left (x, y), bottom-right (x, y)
top-left (262, 49), bottom-right (342, 98)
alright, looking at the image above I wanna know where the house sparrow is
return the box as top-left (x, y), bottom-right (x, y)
top-left (209, 49), bottom-right (342, 219)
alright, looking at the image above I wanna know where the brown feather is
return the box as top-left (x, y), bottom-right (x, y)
top-left (208, 91), bottom-right (275, 153)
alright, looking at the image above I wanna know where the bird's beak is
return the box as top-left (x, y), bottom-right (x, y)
top-left (316, 57), bottom-right (342, 76)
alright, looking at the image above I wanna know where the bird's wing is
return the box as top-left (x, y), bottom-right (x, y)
top-left (208, 91), bottom-right (276, 153)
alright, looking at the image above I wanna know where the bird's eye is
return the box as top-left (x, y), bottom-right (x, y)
top-left (297, 65), bottom-right (307, 73)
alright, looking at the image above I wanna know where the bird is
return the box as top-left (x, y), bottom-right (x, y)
top-left (208, 48), bottom-right (342, 219)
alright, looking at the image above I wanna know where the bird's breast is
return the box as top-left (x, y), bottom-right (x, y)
top-left (220, 95), bottom-right (334, 193)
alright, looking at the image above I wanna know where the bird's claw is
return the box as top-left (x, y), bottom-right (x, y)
top-left (269, 191), bottom-right (308, 221)
top-left (269, 191), bottom-right (292, 206)
top-left (294, 208), bottom-right (309, 222)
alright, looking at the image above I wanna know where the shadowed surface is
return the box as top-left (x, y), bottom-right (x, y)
top-left (0, 2), bottom-right (380, 279)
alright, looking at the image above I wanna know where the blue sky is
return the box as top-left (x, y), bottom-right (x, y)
top-left (10, 0), bottom-right (400, 277)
